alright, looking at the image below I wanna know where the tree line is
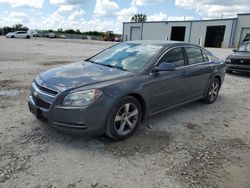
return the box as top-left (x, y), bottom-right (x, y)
top-left (0, 14), bottom-right (148, 35)
top-left (0, 24), bottom-right (29, 35)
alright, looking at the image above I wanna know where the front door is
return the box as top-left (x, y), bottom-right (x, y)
top-left (146, 47), bottom-right (191, 113)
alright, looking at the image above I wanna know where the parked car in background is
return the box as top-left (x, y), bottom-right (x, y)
top-left (114, 36), bottom-right (121, 42)
top-left (32, 33), bottom-right (41, 37)
top-left (6, 31), bottom-right (31, 39)
top-left (31, 31), bottom-right (41, 37)
top-left (28, 41), bottom-right (225, 140)
top-left (45, 32), bottom-right (56, 38)
top-left (56, 34), bottom-right (66, 39)
top-left (225, 41), bottom-right (250, 73)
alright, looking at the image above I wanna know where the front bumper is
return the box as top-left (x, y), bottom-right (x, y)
top-left (226, 64), bottom-right (250, 73)
top-left (28, 82), bottom-right (112, 136)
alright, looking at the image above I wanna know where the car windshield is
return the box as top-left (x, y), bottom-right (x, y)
top-left (88, 43), bottom-right (163, 72)
top-left (238, 43), bottom-right (250, 52)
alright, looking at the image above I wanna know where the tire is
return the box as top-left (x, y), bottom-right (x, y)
top-left (105, 96), bottom-right (142, 141)
top-left (11, 36), bottom-right (15, 38)
top-left (203, 78), bottom-right (221, 104)
top-left (26, 35), bottom-right (30, 39)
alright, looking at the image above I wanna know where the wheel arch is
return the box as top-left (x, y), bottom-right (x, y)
top-left (127, 93), bottom-right (147, 121)
top-left (214, 75), bottom-right (221, 85)
top-left (204, 74), bottom-right (222, 96)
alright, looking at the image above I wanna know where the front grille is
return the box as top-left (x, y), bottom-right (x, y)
top-left (231, 59), bottom-right (250, 65)
top-left (34, 81), bottom-right (58, 96)
top-left (32, 95), bottom-right (51, 109)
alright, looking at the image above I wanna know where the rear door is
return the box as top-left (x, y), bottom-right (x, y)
top-left (15, 31), bottom-right (22, 38)
top-left (21, 31), bottom-right (27, 38)
top-left (16, 31), bottom-right (26, 38)
top-left (182, 47), bottom-right (212, 99)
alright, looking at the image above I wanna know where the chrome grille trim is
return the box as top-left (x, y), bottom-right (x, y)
top-left (33, 82), bottom-right (59, 97)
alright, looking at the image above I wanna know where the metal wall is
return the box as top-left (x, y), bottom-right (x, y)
top-left (123, 14), bottom-right (250, 48)
top-left (233, 14), bottom-right (250, 47)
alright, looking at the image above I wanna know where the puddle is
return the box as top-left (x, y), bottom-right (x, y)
top-left (0, 89), bottom-right (19, 97)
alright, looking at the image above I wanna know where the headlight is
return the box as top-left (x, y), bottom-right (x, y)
top-left (225, 58), bottom-right (231, 63)
top-left (63, 89), bottom-right (102, 107)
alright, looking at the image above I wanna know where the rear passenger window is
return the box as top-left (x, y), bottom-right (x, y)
top-left (185, 47), bottom-right (204, 65)
top-left (160, 48), bottom-right (185, 68)
top-left (202, 51), bottom-right (209, 62)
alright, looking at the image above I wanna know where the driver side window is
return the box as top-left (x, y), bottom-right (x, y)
top-left (159, 48), bottom-right (185, 68)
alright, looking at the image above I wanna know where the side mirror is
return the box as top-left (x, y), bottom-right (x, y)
top-left (233, 49), bottom-right (237, 53)
top-left (153, 62), bottom-right (175, 72)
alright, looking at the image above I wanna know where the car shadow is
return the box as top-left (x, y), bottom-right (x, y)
top-left (227, 72), bottom-right (250, 79)
top-left (30, 99), bottom-right (211, 157)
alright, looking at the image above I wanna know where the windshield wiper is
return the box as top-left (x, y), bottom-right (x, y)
top-left (87, 60), bottom-right (127, 71)
top-left (104, 64), bottom-right (128, 71)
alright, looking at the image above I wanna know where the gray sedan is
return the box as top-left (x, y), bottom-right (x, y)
top-left (28, 41), bottom-right (225, 140)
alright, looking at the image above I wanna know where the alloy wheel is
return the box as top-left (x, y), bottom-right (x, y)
top-left (208, 81), bottom-right (219, 102)
top-left (114, 103), bottom-right (139, 136)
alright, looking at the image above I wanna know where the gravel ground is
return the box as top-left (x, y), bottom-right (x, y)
top-left (0, 37), bottom-right (250, 188)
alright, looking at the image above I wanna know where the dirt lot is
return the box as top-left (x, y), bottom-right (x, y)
top-left (0, 37), bottom-right (250, 188)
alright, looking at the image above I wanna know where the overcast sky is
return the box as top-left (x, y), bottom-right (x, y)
top-left (0, 0), bottom-right (249, 33)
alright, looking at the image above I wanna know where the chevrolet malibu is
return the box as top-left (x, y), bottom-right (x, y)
top-left (28, 41), bottom-right (225, 140)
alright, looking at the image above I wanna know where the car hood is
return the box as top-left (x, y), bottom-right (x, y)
top-left (227, 52), bottom-right (250, 59)
top-left (38, 61), bottom-right (132, 89)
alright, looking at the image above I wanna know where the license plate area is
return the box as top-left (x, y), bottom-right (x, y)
top-left (29, 103), bottom-right (41, 119)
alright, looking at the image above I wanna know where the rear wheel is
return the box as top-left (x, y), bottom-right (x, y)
top-left (106, 96), bottom-right (142, 140)
top-left (203, 78), bottom-right (221, 104)
top-left (26, 35), bottom-right (30, 39)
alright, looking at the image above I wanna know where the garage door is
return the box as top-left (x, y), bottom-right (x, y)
top-left (205, 26), bottom-right (225, 48)
top-left (130, 26), bottom-right (141, 41)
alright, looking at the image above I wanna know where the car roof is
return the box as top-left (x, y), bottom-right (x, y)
top-left (125, 40), bottom-right (201, 48)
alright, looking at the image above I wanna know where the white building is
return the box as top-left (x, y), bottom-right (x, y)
top-left (122, 13), bottom-right (250, 48)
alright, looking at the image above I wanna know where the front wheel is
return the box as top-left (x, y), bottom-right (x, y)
top-left (11, 35), bottom-right (15, 38)
top-left (26, 35), bottom-right (30, 39)
top-left (203, 78), bottom-right (221, 104)
top-left (105, 96), bottom-right (142, 141)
